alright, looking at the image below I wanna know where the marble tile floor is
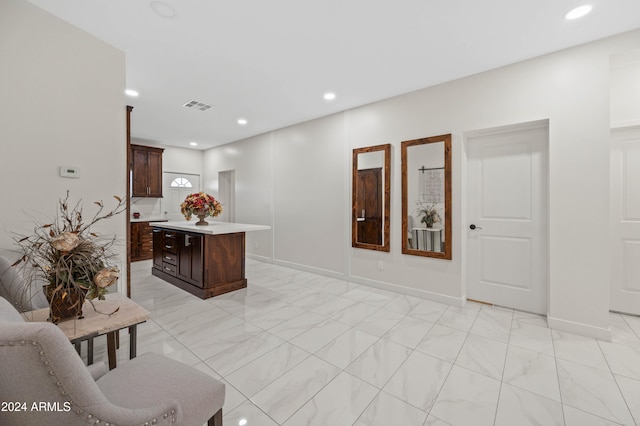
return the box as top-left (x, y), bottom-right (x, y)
top-left (82, 259), bottom-right (640, 426)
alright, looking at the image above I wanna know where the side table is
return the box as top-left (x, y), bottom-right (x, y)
top-left (23, 293), bottom-right (150, 370)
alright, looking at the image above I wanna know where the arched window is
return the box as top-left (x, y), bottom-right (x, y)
top-left (170, 177), bottom-right (193, 188)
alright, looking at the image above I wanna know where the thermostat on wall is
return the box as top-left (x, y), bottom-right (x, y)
top-left (59, 166), bottom-right (80, 178)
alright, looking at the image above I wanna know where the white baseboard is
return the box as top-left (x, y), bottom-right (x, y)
top-left (547, 315), bottom-right (612, 341)
top-left (247, 255), bottom-right (348, 281)
top-left (349, 274), bottom-right (465, 307)
top-left (246, 254), bottom-right (465, 308)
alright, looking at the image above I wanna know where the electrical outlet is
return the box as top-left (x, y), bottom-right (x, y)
top-left (254, 242), bottom-right (259, 249)
top-left (377, 261), bottom-right (383, 271)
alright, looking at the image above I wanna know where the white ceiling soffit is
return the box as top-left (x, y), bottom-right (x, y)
top-left (25, 0), bottom-right (640, 150)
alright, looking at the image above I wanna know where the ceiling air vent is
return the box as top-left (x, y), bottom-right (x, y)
top-left (182, 100), bottom-right (213, 111)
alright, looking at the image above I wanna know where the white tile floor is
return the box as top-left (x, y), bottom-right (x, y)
top-left (88, 259), bottom-right (640, 426)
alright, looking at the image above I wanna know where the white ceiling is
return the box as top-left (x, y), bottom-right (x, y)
top-left (27, 0), bottom-right (640, 150)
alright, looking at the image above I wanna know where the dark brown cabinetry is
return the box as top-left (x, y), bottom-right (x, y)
top-left (152, 228), bottom-right (246, 298)
top-left (177, 232), bottom-right (203, 286)
top-left (132, 221), bottom-right (166, 262)
top-left (131, 144), bottom-right (163, 197)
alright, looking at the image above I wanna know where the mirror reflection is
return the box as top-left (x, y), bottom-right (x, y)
top-left (402, 134), bottom-right (451, 259)
top-left (352, 144), bottom-right (391, 252)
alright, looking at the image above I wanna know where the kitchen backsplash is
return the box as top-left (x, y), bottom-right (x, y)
top-left (130, 197), bottom-right (165, 219)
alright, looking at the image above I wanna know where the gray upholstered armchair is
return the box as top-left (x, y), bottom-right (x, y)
top-left (0, 253), bottom-right (48, 312)
top-left (0, 297), bottom-right (225, 426)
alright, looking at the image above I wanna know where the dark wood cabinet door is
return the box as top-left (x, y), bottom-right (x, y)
top-left (189, 234), bottom-right (203, 285)
top-left (131, 147), bottom-right (149, 197)
top-left (176, 232), bottom-right (190, 282)
top-left (147, 149), bottom-right (163, 197)
top-left (130, 144), bottom-right (163, 198)
top-left (131, 223), bottom-right (141, 259)
top-left (177, 232), bottom-right (203, 286)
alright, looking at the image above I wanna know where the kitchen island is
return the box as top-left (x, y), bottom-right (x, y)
top-left (150, 221), bottom-right (270, 299)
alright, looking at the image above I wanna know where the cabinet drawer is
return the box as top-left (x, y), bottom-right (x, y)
top-left (141, 240), bottom-right (154, 252)
top-left (163, 233), bottom-right (178, 254)
top-left (162, 252), bottom-right (177, 265)
top-left (161, 262), bottom-right (176, 276)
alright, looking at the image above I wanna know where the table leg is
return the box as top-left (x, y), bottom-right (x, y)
top-left (129, 324), bottom-right (138, 359)
top-left (87, 338), bottom-right (94, 365)
top-left (106, 332), bottom-right (117, 370)
top-left (74, 342), bottom-right (81, 356)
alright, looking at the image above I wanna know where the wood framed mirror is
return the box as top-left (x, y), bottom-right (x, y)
top-left (402, 134), bottom-right (452, 259)
top-left (352, 144), bottom-right (391, 252)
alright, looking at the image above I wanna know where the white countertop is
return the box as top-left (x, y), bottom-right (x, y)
top-left (150, 220), bottom-right (271, 235)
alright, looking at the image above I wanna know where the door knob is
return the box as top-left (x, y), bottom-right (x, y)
top-left (469, 224), bottom-right (482, 230)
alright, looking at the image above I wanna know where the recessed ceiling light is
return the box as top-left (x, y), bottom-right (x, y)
top-left (565, 5), bottom-right (592, 20)
top-left (323, 92), bottom-right (336, 101)
top-left (150, 1), bottom-right (176, 18)
top-left (237, 118), bottom-right (248, 125)
top-left (125, 89), bottom-right (139, 97)
top-left (189, 142), bottom-right (198, 146)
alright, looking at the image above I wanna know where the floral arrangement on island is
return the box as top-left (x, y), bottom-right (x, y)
top-left (180, 192), bottom-right (223, 225)
top-left (416, 201), bottom-right (441, 228)
top-left (12, 191), bottom-right (126, 322)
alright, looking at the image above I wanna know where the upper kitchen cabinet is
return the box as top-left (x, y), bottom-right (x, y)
top-left (131, 144), bottom-right (164, 197)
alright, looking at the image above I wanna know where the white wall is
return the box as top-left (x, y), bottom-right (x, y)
top-left (203, 29), bottom-right (640, 338)
top-left (161, 145), bottom-right (204, 177)
top-left (611, 49), bottom-right (640, 128)
top-left (203, 134), bottom-right (273, 259)
top-left (0, 0), bottom-right (126, 287)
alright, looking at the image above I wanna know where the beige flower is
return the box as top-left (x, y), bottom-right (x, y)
top-left (51, 232), bottom-right (80, 252)
top-left (94, 267), bottom-right (120, 288)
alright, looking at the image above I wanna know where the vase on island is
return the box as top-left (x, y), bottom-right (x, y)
top-left (194, 209), bottom-right (209, 226)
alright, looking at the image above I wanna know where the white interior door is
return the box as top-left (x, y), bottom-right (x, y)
top-left (466, 121), bottom-right (548, 315)
top-left (610, 126), bottom-right (640, 315)
top-left (163, 172), bottom-right (200, 221)
top-left (218, 170), bottom-right (235, 223)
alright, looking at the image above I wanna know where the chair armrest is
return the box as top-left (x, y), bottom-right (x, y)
top-left (87, 361), bottom-right (108, 381)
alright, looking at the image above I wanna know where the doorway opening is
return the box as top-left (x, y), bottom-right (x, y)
top-left (218, 170), bottom-right (235, 223)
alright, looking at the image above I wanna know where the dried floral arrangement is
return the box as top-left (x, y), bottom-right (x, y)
top-left (11, 191), bottom-right (126, 320)
top-left (180, 192), bottom-right (223, 221)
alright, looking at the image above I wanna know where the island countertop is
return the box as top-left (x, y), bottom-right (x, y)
top-left (149, 220), bottom-right (270, 235)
